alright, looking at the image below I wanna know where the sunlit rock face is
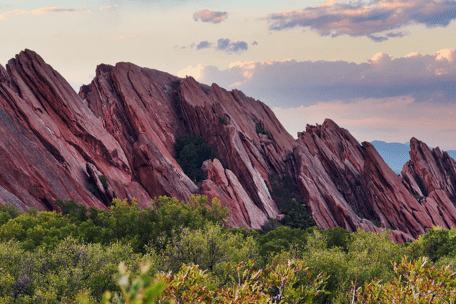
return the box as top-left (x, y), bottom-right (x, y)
top-left (1, 49), bottom-right (456, 241)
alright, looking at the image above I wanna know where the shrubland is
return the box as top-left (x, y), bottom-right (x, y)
top-left (1, 197), bottom-right (456, 303)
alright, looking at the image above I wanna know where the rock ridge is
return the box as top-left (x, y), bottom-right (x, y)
top-left (1, 50), bottom-right (456, 241)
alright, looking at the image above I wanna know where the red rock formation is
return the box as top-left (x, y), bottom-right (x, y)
top-left (200, 159), bottom-right (268, 229)
top-left (1, 49), bottom-right (456, 240)
top-left (79, 61), bottom-right (296, 225)
top-left (0, 49), bottom-right (292, 228)
top-left (292, 119), bottom-right (448, 241)
top-left (401, 138), bottom-right (456, 229)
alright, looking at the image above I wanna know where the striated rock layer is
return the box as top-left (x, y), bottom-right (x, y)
top-left (1, 49), bottom-right (456, 240)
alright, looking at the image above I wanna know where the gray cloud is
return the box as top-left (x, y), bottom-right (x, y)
top-left (191, 38), bottom-right (249, 53)
top-left (193, 9), bottom-right (228, 24)
top-left (196, 40), bottom-right (213, 50)
top-left (264, 0), bottom-right (456, 41)
top-left (197, 49), bottom-right (456, 107)
top-left (216, 38), bottom-right (248, 53)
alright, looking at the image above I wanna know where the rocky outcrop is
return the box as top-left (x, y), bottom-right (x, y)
top-left (2, 49), bottom-right (456, 241)
top-left (292, 120), bottom-right (456, 241)
top-left (401, 138), bottom-right (456, 229)
top-left (0, 50), bottom-right (293, 228)
top-left (200, 159), bottom-right (268, 229)
top-left (0, 50), bottom-right (122, 211)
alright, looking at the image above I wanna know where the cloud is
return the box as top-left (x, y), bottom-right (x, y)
top-left (193, 9), bottom-right (228, 24)
top-left (252, 41), bottom-right (259, 46)
top-left (0, 6), bottom-right (88, 19)
top-left (264, 0), bottom-right (456, 41)
top-left (177, 64), bottom-right (206, 79)
top-left (196, 40), bottom-right (213, 50)
top-left (99, 4), bottom-right (119, 10)
top-left (216, 38), bottom-right (248, 53)
top-left (190, 48), bottom-right (456, 148)
top-left (188, 38), bottom-right (249, 54)
top-left (114, 35), bottom-right (137, 40)
top-left (197, 49), bottom-right (456, 107)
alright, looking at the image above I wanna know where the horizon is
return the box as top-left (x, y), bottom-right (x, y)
top-left (1, 0), bottom-right (455, 149)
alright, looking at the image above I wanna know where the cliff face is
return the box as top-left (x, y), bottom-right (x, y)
top-left (401, 138), bottom-right (456, 229)
top-left (1, 50), bottom-right (456, 239)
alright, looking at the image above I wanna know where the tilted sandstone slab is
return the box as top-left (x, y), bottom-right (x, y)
top-left (292, 119), bottom-right (441, 241)
top-left (401, 138), bottom-right (456, 229)
top-left (2, 50), bottom-right (456, 240)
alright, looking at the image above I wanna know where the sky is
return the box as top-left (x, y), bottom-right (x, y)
top-left (1, 0), bottom-right (456, 149)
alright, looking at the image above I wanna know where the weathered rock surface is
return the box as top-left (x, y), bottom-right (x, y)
top-left (200, 159), bottom-right (268, 229)
top-left (1, 49), bottom-right (456, 241)
top-left (292, 120), bottom-right (456, 241)
top-left (401, 138), bottom-right (456, 229)
top-left (0, 50), bottom-right (292, 228)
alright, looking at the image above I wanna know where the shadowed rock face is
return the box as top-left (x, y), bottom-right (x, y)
top-left (1, 49), bottom-right (456, 241)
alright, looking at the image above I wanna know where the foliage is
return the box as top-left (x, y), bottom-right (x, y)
top-left (78, 262), bottom-right (167, 304)
top-left (269, 175), bottom-right (316, 230)
top-left (255, 122), bottom-right (271, 139)
top-left (219, 117), bottom-right (228, 125)
top-left (55, 199), bottom-right (88, 223)
top-left (355, 257), bottom-right (456, 303)
top-left (0, 195), bottom-right (228, 253)
top-left (256, 226), bottom-right (309, 263)
top-left (406, 226), bottom-right (456, 262)
top-left (6, 195), bottom-right (456, 303)
top-left (303, 229), bottom-right (404, 303)
top-left (158, 259), bottom-right (327, 303)
top-left (175, 134), bottom-right (216, 183)
top-left (98, 175), bottom-right (109, 190)
top-left (154, 222), bottom-right (257, 273)
top-left (281, 200), bottom-right (316, 230)
top-left (0, 238), bottom-right (142, 303)
top-left (0, 202), bottom-right (22, 224)
top-left (323, 227), bottom-right (354, 252)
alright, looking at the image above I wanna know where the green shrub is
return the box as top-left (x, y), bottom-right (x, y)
top-left (219, 116), bottom-right (228, 125)
top-left (269, 175), bottom-right (315, 230)
top-left (175, 135), bottom-right (216, 183)
top-left (98, 175), bottom-right (109, 189)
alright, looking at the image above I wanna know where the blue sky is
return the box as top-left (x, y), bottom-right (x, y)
top-left (1, 0), bottom-right (456, 149)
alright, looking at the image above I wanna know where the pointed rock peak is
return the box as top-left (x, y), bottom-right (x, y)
top-left (362, 141), bottom-right (374, 149)
top-left (409, 137), bottom-right (433, 154)
top-left (15, 49), bottom-right (46, 65)
top-left (322, 118), bottom-right (340, 129)
top-left (304, 119), bottom-right (341, 135)
top-left (96, 64), bottom-right (115, 76)
top-left (184, 75), bottom-right (196, 82)
top-left (409, 137), bottom-right (430, 149)
top-left (0, 64), bottom-right (9, 83)
top-left (114, 61), bottom-right (144, 72)
top-left (409, 137), bottom-right (420, 146)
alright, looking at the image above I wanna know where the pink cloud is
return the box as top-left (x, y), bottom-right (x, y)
top-left (99, 4), bottom-right (119, 10)
top-left (272, 96), bottom-right (456, 150)
top-left (0, 7), bottom-right (89, 20)
top-left (198, 49), bottom-right (456, 107)
top-left (264, 0), bottom-right (456, 41)
top-left (113, 35), bottom-right (137, 41)
top-left (193, 9), bottom-right (228, 24)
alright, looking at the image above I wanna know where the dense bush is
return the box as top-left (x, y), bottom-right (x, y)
top-left (3, 198), bottom-right (456, 303)
top-left (175, 135), bottom-right (216, 183)
top-left (0, 238), bottom-right (142, 303)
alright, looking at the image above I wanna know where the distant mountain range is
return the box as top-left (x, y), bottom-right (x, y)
top-left (372, 140), bottom-right (456, 174)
